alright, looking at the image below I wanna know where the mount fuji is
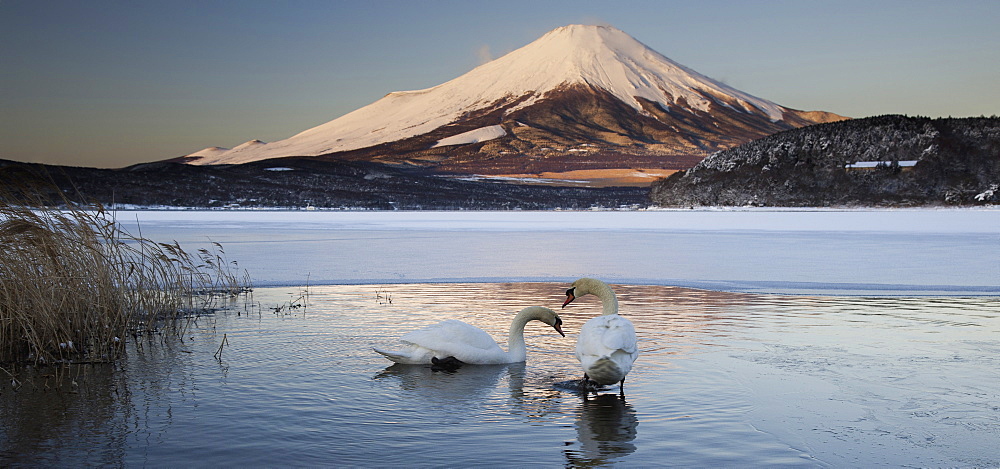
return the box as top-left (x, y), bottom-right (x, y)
top-left (182, 25), bottom-right (845, 183)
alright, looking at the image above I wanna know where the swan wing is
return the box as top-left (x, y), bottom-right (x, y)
top-left (576, 315), bottom-right (637, 356)
top-left (601, 316), bottom-right (638, 355)
top-left (399, 319), bottom-right (506, 364)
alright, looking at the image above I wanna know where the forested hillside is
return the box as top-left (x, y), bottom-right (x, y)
top-left (650, 115), bottom-right (1000, 206)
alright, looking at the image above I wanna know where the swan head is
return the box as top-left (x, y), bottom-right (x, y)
top-left (552, 317), bottom-right (565, 337)
top-left (562, 277), bottom-right (604, 308)
top-left (562, 278), bottom-right (618, 315)
top-left (518, 306), bottom-right (565, 337)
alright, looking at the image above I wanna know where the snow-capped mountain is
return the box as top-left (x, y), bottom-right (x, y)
top-left (184, 24), bottom-right (845, 175)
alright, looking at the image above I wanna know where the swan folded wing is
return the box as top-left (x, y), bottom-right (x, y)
top-left (578, 315), bottom-right (637, 355)
top-left (600, 316), bottom-right (638, 355)
top-left (399, 319), bottom-right (504, 363)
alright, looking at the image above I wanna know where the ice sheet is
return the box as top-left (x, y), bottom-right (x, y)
top-left (114, 208), bottom-right (1000, 295)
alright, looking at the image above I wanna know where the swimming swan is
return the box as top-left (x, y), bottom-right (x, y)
top-left (374, 306), bottom-right (565, 365)
top-left (563, 278), bottom-right (638, 391)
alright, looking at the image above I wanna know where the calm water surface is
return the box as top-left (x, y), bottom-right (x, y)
top-left (2, 283), bottom-right (999, 467)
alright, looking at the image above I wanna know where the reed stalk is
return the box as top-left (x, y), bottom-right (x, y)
top-left (0, 175), bottom-right (250, 365)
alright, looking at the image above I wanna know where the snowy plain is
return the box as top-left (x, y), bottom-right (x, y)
top-left (116, 207), bottom-right (1000, 296)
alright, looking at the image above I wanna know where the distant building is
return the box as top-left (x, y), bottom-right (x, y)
top-left (845, 160), bottom-right (918, 171)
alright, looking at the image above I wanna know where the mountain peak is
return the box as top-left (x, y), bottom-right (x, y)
top-left (539, 23), bottom-right (625, 41)
top-left (536, 24), bottom-right (641, 47)
top-left (502, 24), bottom-right (784, 120)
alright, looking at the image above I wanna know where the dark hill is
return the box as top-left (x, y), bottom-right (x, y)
top-left (0, 158), bottom-right (647, 210)
top-left (649, 115), bottom-right (1000, 206)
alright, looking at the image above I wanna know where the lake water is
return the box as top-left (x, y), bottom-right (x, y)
top-left (2, 210), bottom-right (999, 467)
top-left (3, 284), bottom-right (998, 467)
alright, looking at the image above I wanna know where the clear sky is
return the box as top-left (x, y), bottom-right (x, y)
top-left (2, 0), bottom-right (998, 168)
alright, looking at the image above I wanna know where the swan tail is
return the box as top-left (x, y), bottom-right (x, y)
top-left (585, 357), bottom-right (626, 386)
top-left (373, 347), bottom-right (421, 364)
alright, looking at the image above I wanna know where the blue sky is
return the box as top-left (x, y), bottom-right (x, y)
top-left (2, 0), bottom-right (998, 168)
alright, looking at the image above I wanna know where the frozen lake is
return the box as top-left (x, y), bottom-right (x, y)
top-left (2, 208), bottom-right (998, 466)
top-left (113, 208), bottom-right (1000, 295)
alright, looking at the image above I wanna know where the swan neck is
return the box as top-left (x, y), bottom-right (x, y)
top-left (592, 283), bottom-right (619, 315)
top-left (506, 312), bottom-right (531, 362)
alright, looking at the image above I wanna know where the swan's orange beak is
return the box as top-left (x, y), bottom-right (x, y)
top-left (553, 322), bottom-right (565, 337)
top-left (562, 288), bottom-right (576, 309)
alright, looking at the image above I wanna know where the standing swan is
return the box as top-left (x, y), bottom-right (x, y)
top-left (374, 306), bottom-right (565, 365)
top-left (562, 278), bottom-right (638, 392)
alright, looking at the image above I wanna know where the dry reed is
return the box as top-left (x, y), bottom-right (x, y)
top-left (0, 175), bottom-right (250, 365)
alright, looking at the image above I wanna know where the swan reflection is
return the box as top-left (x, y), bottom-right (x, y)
top-left (374, 362), bottom-right (525, 402)
top-left (373, 362), bottom-right (569, 423)
top-left (565, 394), bottom-right (639, 467)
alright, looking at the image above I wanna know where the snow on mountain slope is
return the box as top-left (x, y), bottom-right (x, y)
top-left (432, 125), bottom-right (507, 148)
top-left (189, 25), bottom-right (793, 166)
top-left (185, 146), bottom-right (230, 158)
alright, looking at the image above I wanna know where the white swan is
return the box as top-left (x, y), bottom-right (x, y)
top-left (563, 278), bottom-right (638, 391)
top-left (373, 306), bottom-right (565, 365)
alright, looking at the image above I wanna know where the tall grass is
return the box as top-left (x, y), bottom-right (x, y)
top-left (0, 178), bottom-right (249, 365)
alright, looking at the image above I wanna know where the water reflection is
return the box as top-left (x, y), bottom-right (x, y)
top-left (565, 393), bottom-right (639, 467)
top-left (372, 362), bottom-right (568, 424)
top-left (0, 364), bottom-right (128, 467)
top-left (373, 362), bottom-right (521, 399)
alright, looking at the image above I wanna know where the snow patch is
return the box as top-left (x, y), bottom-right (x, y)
top-left (845, 160), bottom-right (918, 169)
top-left (431, 125), bottom-right (506, 148)
top-left (233, 139), bottom-right (267, 149)
top-left (185, 146), bottom-right (230, 158)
